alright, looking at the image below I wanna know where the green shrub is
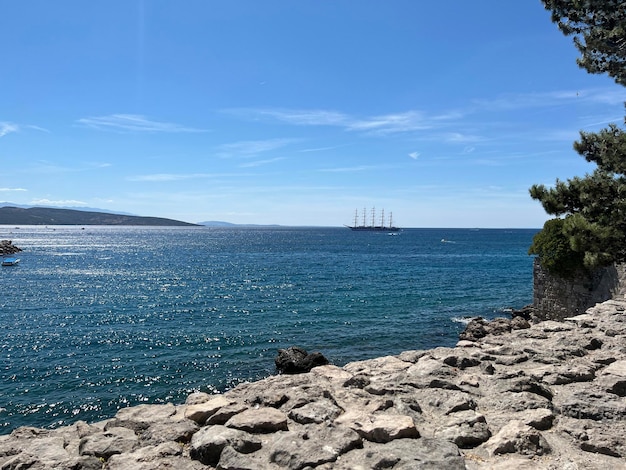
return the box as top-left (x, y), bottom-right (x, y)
top-left (529, 218), bottom-right (586, 278)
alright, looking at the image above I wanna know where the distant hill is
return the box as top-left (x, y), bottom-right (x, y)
top-left (0, 202), bottom-right (136, 216)
top-left (0, 206), bottom-right (198, 226)
top-left (198, 221), bottom-right (239, 227)
top-left (199, 221), bottom-right (282, 227)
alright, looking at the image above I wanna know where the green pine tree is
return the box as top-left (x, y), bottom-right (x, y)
top-left (530, 0), bottom-right (626, 274)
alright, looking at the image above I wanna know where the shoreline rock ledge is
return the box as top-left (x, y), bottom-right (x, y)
top-left (2, 300), bottom-right (626, 469)
top-left (0, 239), bottom-right (21, 255)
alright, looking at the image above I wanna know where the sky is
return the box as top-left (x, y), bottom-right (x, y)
top-left (1, 1), bottom-right (625, 228)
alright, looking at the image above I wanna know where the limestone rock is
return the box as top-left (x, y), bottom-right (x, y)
top-left (185, 391), bottom-right (213, 405)
top-left (79, 426), bottom-right (139, 459)
top-left (206, 402), bottom-right (249, 425)
top-left (106, 441), bottom-right (206, 470)
top-left (138, 419), bottom-right (199, 445)
top-left (287, 398), bottom-right (342, 424)
top-left (184, 395), bottom-right (234, 424)
top-left (522, 408), bottom-right (555, 431)
top-left (318, 438), bottom-right (466, 470)
top-left (269, 425), bottom-right (362, 469)
top-left (105, 403), bottom-right (179, 433)
top-left (189, 425), bottom-right (262, 466)
top-left (484, 420), bottom-right (551, 456)
top-left (334, 411), bottom-right (419, 443)
top-left (434, 410), bottom-right (491, 448)
top-left (225, 407), bottom-right (288, 433)
top-left (216, 444), bottom-right (269, 470)
top-left (597, 359), bottom-right (626, 396)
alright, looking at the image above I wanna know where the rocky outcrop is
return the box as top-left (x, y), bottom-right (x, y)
top-left (2, 299), bottom-right (626, 469)
top-left (274, 346), bottom-right (330, 374)
top-left (0, 239), bottom-right (21, 255)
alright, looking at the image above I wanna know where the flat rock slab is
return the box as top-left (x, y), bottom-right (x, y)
top-left (225, 407), bottom-right (288, 433)
top-left (334, 410), bottom-right (419, 443)
top-left (184, 395), bottom-right (235, 424)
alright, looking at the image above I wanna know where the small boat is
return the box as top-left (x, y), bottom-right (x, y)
top-left (2, 256), bottom-right (20, 266)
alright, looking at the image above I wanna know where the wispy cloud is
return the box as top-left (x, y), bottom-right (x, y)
top-left (30, 198), bottom-right (88, 206)
top-left (443, 132), bottom-right (485, 143)
top-left (216, 138), bottom-right (297, 158)
top-left (473, 87), bottom-right (626, 111)
top-left (318, 164), bottom-right (394, 173)
top-left (347, 111), bottom-right (434, 134)
top-left (226, 108), bottom-right (350, 127)
top-left (30, 160), bottom-right (111, 174)
top-left (0, 122), bottom-right (19, 137)
top-left (128, 173), bottom-right (213, 182)
top-left (409, 152), bottom-right (420, 159)
top-left (577, 88), bottom-right (626, 106)
top-left (26, 125), bottom-right (51, 133)
top-left (299, 145), bottom-right (343, 153)
top-left (239, 157), bottom-right (285, 168)
top-left (0, 187), bottom-right (27, 192)
top-left (222, 86), bottom-right (624, 142)
top-left (127, 172), bottom-right (251, 182)
top-left (226, 108), bottom-right (440, 135)
top-left (77, 114), bottom-right (207, 133)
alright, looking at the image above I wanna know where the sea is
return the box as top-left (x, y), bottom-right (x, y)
top-left (0, 226), bottom-right (538, 434)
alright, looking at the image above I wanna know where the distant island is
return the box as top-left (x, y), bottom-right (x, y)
top-left (0, 206), bottom-right (198, 226)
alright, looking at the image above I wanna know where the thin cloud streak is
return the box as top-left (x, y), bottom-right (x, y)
top-left (128, 173), bottom-right (214, 182)
top-left (0, 122), bottom-right (19, 137)
top-left (473, 87), bottom-right (626, 111)
top-left (443, 132), bottom-right (485, 143)
top-left (226, 108), bottom-right (439, 134)
top-left (128, 172), bottom-right (250, 182)
top-left (216, 138), bottom-right (297, 158)
top-left (26, 125), bottom-right (51, 133)
top-left (77, 114), bottom-right (207, 133)
top-left (226, 108), bottom-right (350, 127)
top-left (347, 111), bottom-right (434, 134)
top-left (224, 88), bottom-right (618, 137)
top-left (299, 145), bottom-right (343, 153)
top-left (239, 157), bottom-right (286, 168)
top-left (317, 164), bottom-right (395, 173)
top-left (30, 161), bottom-right (113, 174)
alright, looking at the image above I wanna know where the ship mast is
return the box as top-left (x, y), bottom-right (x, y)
top-left (347, 207), bottom-right (399, 231)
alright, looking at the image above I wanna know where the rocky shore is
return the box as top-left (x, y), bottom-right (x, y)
top-left (0, 239), bottom-right (21, 255)
top-left (2, 299), bottom-right (626, 469)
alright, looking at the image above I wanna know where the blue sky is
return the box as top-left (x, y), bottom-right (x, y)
top-left (2, 1), bottom-right (625, 227)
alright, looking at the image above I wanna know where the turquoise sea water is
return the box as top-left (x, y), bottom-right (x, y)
top-left (0, 226), bottom-right (537, 433)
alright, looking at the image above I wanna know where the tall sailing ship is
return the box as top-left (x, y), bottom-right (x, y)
top-left (346, 207), bottom-right (400, 232)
